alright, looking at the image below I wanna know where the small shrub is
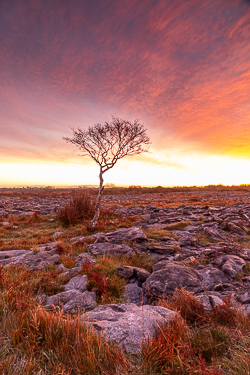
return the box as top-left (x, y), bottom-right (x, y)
top-left (141, 315), bottom-right (196, 374)
top-left (56, 191), bottom-right (95, 226)
top-left (211, 295), bottom-right (238, 327)
top-left (126, 253), bottom-right (155, 272)
top-left (79, 259), bottom-right (126, 304)
top-left (159, 288), bottom-right (207, 325)
top-left (192, 327), bottom-right (230, 363)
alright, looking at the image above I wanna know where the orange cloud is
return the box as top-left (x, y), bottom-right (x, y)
top-left (0, 0), bottom-right (250, 169)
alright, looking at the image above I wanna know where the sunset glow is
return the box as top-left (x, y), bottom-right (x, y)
top-left (1, 0), bottom-right (250, 187)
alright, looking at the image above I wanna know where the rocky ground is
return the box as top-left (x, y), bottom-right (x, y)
top-left (1, 192), bottom-right (250, 356)
top-left (1, 189), bottom-right (250, 217)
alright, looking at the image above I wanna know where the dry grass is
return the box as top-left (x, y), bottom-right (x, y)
top-left (56, 191), bottom-right (95, 226)
top-left (142, 227), bottom-right (178, 240)
top-left (165, 221), bottom-right (193, 231)
top-left (1, 189), bottom-right (250, 373)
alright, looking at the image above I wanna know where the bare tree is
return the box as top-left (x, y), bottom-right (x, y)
top-left (63, 117), bottom-right (150, 228)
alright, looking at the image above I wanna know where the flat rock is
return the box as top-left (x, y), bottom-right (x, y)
top-left (146, 244), bottom-right (175, 255)
top-left (19, 252), bottom-right (60, 271)
top-left (87, 243), bottom-right (134, 257)
top-left (143, 261), bottom-right (203, 298)
top-left (46, 289), bottom-right (96, 313)
top-left (104, 226), bottom-right (147, 243)
top-left (0, 249), bottom-right (32, 260)
top-left (83, 303), bottom-right (176, 353)
top-left (64, 275), bottom-right (88, 292)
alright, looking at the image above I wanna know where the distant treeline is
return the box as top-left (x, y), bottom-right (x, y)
top-left (1, 184), bottom-right (250, 198)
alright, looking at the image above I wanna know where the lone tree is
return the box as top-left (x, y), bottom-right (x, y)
top-left (63, 117), bottom-right (150, 228)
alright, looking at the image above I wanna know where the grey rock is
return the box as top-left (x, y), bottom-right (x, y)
top-left (143, 261), bottom-right (203, 298)
top-left (70, 236), bottom-right (86, 244)
top-left (83, 303), bottom-right (176, 353)
top-left (46, 289), bottom-right (96, 313)
top-left (220, 222), bottom-right (246, 236)
top-left (2, 222), bottom-right (10, 226)
top-left (63, 291), bottom-right (96, 313)
top-left (104, 226), bottom-right (147, 243)
top-left (19, 252), bottom-right (60, 271)
top-left (0, 249), bottom-right (32, 260)
top-left (64, 275), bottom-right (88, 292)
top-left (147, 244), bottom-right (175, 255)
top-left (197, 266), bottom-right (230, 290)
top-left (211, 255), bottom-right (246, 278)
top-left (201, 227), bottom-right (227, 240)
top-left (196, 294), bottom-right (224, 312)
top-left (116, 265), bottom-right (150, 282)
top-left (51, 231), bottom-right (64, 239)
top-left (88, 243), bottom-right (134, 257)
top-left (74, 253), bottom-right (96, 268)
top-left (124, 284), bottom-right (147, 305)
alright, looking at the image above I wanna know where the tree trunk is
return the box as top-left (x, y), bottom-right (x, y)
top-left (91, 167), bottom-right (104, 228)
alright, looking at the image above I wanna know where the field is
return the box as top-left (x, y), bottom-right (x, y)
top-left (0, 186), bottom-right (250, 374)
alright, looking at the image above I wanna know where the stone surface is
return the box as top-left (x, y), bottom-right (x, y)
top-left (143, 261), bottom-right (203, 298)
top-left (104, 226), bottom-right (147, 243)
top-left (220, 222), bottom-right (246, 236)
top-left (83, 303), bottom-right (176, 353)
top-left (124, 284), bottom-right (148, 305)
top-left (211, 255), bottom-right (246, 278)
top-left (46, 289), bottom-right (96, 313)
top-left (74, 253), bottom-right (96, 268)
top-left (197, 266), bottom-right (230, 290)
top-left (87, 243), bottom-right (134, 256)
top-left (19, 252), bottom-right (60, 271)
top-left (64, 275), bottom-right (88, 292)
top-left (116, 265), bottom-right (150, 282)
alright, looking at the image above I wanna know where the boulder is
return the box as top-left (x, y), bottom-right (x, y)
top-left (45, 289), bottom-right (96, 313)
top-left (116, 265), bottom-right (150, 282)
top-left (87, 243), bottom-right (134, 257)
top-left (196, 266), bottom-right (230, 290)
top-left (143, 261), bottom-right (203, 298)
top-left (83, 303), bottom-right (176, 353)
top-left (124, 284), bottom-right (148, 305)
top-left (211, 255), bottom-right (246, 278)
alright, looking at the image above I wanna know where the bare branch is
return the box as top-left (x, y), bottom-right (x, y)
top-left (63, 117), bottom-right (150, 227)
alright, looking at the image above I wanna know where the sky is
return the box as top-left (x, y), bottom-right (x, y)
top-left (1, 0), bottom-right (250, 187)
